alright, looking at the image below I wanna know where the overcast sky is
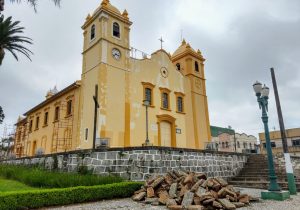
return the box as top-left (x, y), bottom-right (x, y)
top-left (0, 0), bottom-right (299, 139)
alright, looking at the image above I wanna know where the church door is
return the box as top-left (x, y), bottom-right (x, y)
top-left (160, 121), bottom-right (171, 147)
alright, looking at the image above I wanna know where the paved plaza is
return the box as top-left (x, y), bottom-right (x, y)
top-left (46, 188), bottom-right (300, 210)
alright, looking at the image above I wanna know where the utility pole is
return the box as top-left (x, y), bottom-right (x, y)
top-left (93, 85), bottom-right (99, 150)
top-left (270, 67), bottom-right (297, 195)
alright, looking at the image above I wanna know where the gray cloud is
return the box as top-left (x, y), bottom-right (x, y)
top-left (0, 0), bottom-right (299, 138)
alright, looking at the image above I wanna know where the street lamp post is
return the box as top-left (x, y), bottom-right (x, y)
top-left (253, 81), bottom-right (290, 200)
top-left (143, 100), bottom-right (151, 146)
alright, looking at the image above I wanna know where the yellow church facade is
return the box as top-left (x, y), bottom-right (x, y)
top-left (14, 0), bottom-right (211, 157)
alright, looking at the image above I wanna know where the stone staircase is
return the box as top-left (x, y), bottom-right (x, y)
top-left (228, 154), bottom-right (300, 191)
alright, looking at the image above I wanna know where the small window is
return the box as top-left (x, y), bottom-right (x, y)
top-left (237, 141), bottom-right (240, 148)
top-left (113, 22), bottom-right (120, 38)
top-left (195, 61), bottom-right (199, 72)
top-left (91, 24), bottom-right (95, 40)
top-left (145, 88), bottom-right (152, 105)
top-left (271, 142), bottom-right (276, 147)
top-left (162, 92), bottom-right (169, 109)
top-left (85, 128), bottom-right (88, 141)
top-left (177, 96), bottom-right (183, 112)
top-left (44, 112), bottom-right (48, 125)
top-left (176, 63), bottom-right (181, 71)
top-left (222, 142), bottom-right (225, 148)
top-left (54, 106), bottom-right (60, 121)
top-left (35, 117), bottom-right (39, 130)
top-left (292, 139), bottom-right (300, 146)
top-left (29, 120), bottom-right (33, 132)
top-left (250, 143), bottom-right (252, 149)
top-left (243, 142), bottom-right (247, 149)
top-left (67, 100), bottom-right (72, 116)
top-left (226, 142), bottom-right (229, 148)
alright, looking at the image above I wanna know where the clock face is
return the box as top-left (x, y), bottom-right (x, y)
top-left (112, 48), bottom-right (121, 60)
top-left (160, 67), bottom-right (168, 78)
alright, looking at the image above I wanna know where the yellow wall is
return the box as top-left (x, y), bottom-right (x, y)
top-left (15, 1), bottom-right (212, 156)
top-left (15, 83), bottom-right (81, 157)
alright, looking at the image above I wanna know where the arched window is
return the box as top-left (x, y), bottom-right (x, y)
top-left (177, 97), bottom-right (183, 112)
top-left (195, 61), bottom-right (199, 72)
top-left (226, 141), bottom-right (229, 148)
top-left (35, 116), bottom-right (39, 130)
top-left (67, 100), bottom-right (72, 116)
top-left (176, 63), bottom-right (181, 71)
top-left (162, 92), bottom-right (169, 109)
top-left (91, 24), bottom-right (95, 40)
top-left (113, 22), bottom-right (120, 38)
top-left (54, 106), bottom-right (60, 121)
top-left (250, 143), bottom-right (252, 149)
top-left (237, 141), bottom-right (240, 148)
top-left (222, 142), bottom-right (225, 148)
top-left (145, 88), bottom-right (152, 105)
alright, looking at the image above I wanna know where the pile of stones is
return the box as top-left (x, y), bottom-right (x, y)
top-left (132, 170), bottom-right (259, 210)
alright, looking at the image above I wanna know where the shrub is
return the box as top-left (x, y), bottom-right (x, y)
top-left (0, 182), bottom-right (142, 210)
top-left (0, 165), bottom-right (123, 188)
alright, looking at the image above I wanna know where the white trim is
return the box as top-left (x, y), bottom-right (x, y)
top-left (284, 153), bottom-right (294, 173)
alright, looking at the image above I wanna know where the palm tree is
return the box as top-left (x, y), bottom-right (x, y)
top-left (0, 1), bottom-right (61, 12)
top-left (0, 15), bottom-right (32, 65)
top-left (8, 0), bottom-right (61, 11)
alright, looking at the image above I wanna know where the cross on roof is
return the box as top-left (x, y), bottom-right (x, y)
top-left (158, 36), bottom-right (164, 49)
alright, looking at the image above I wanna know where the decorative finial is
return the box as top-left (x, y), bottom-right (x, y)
top-left (122, 9), bottom-right (129, 19)
top-left (101, 0), bottom-right (109, 7)
top-left (85, 14), bottom-right (91, 21)
top-left (182, 39), bottom-right (186, 45)
top-left (186, 43), bottom-right (191, 48)
top-left (197, 49), bottom-right (201, 54)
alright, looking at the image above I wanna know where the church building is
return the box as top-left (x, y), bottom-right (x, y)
top-left (14, 0), bottom-right (211, 157)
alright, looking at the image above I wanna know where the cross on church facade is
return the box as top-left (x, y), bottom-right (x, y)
top-left (159, 36), bottom-right (164, 49)
top-left (92, 84), bottom-right (100, 149)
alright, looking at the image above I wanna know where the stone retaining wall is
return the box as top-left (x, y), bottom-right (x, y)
top-left (274, 154), bottom-right (300, 176)
top-left (1, 147), bottom-right (248, 181)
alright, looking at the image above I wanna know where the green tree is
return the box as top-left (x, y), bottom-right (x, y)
top-left (0, 106), bottom-right (4, 124)
top-left (0, 15), bottom-right (33, 65)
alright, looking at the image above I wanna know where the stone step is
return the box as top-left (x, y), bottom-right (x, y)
top-left (230, 176), bottom-right (300, 182)
top-left (232, 174), bottom-right (300, 179)
top-left (228, 180), bottom-right (300, 191)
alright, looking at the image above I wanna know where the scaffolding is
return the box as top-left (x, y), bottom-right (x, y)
top-left (51, 96), bottom-right (75, 153)
top-left (15, 119), bottom-right (28, 157)
top-left (0, 124), bottom-right (16, 159)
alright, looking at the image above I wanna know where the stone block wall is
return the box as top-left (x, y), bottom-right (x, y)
top-left (274, 154), bottom-right (300, 176)
top-left (1, 147), bottom-right (248, 181)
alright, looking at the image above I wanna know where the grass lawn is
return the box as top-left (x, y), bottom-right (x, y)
top-left (0, 177), bottom-right (36, 192)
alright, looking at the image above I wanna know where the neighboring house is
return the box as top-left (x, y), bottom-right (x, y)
top-left (210, 126), bottom-right (257, 153)
top-left (259, 127), bottom-right (300, 156)
top-left (14, 0), bottom-right (212, 158)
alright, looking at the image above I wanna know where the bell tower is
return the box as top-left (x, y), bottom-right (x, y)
top-left (81, 0), bottom-right (132, 74)
top-left (79, 0), bottom-right (132, 149)
top-left (172, 39), bottom-right (212, 149)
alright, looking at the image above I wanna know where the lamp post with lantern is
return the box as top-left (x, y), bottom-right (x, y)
top-left (253, 81), bottom-right (290, 200)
